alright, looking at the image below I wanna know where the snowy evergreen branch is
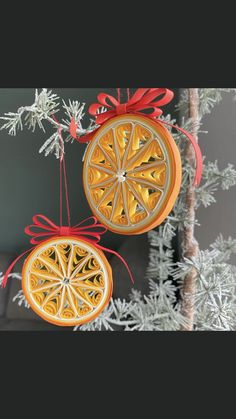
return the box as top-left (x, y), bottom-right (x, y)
top-left (177, 88), bottom-right (236, 118)
top-left (12, 289), bottom-right (30, 309)
top-left (0, 272), bottom-right (21, 286)
top-left (39, 132), bottom-right (64, 159)
top-left (0, 88), bottom-right (96, 158)
top-left (195, 161), bottom-right (236, 208)
top-left (0, 89), bottom-right (60, 135)
top-left (173, 241), bottom-right (236, 330)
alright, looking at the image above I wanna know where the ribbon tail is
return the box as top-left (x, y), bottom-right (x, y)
top-left (158, 120), bottom-right (203, 186)
top-left (1, 248), bottom-right (32, 288)
top-left (69, 118), bottom-right (78, 139)
top-left (96, 244), bottom-right (135, 284)
top-left (75, 129), bottom-right (99, 143)
top-left (69, 118), bottom-right (98, 143)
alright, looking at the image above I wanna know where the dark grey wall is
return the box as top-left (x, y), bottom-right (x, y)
top-left (196, 93), bottom-right (236, 263)
top-left (0, 88), bottom-right (178, 254)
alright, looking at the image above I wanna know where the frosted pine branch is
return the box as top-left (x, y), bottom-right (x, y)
top-left (0, 89), bottom-right (60, 135)
top-left (0, 272), bottom-right (21, 286)
top-left (0, 88), bottom-right (97, 157)
top-left (177, 88), bottom-right (236, 117)
top-left (196, 161), bottom-right (236, 208)
top-left (39, 132), bottom-right (64, 159)
top-left (211, 234), bottom-right (236, 262)
top-left (12, 289), bottom-right (30, 309)
top-left (62, 100), bottom-right (85, 128)
top-left (0, 110), bottom-right (24, 135)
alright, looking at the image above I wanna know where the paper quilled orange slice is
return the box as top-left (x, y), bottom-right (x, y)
top-left (83, 114), bottom-right (182, 234)
top-left (22, 237), bottom-right (113, 326)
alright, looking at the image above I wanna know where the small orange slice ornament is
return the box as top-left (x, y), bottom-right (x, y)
top-left (83, 114), bottom-right (182, 235)
top-left (22, 236), bottom-right (113, 326)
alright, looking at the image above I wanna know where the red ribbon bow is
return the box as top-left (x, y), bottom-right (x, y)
top-left (70, 88), bottom-right (203, 186)
top-left (25, 214), bottom-right (107, 245)
top-left (88, 87), bottom-right (174, 124)
top-left (2, 215), bottom-right (134, 288)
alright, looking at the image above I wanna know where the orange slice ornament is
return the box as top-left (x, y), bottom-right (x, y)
top-left (22, 236), bottom-right (113, 326)
top-left (83, 114), bottom-right (182, 235)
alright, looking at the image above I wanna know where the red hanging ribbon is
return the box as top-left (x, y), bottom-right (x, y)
top-left (70, 88), bottom-right (202, 186)
top-left (1, 214), bottom-right (134, 288)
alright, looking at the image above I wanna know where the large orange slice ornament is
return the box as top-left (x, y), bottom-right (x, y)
top-left (83, 114), bottom-right (182, 234)
top-left (22, 236), bottom-right (113, 326)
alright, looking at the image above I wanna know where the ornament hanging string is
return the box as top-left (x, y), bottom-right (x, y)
top-left (117, 88), bottom-right (121, 102)
top-left (52, 114), bottom-right (71, 227)
top-left (116, 88), bottom-right (130, 102)
top-left (1, 121), bottom-right (134, 288)
top-left (69, 88), bottom-right (203, 186)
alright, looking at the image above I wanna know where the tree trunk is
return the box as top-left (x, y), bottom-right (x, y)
top-left (180, 88), bottom-right (200, 331)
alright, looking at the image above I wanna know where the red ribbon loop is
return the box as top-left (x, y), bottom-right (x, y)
top-left (2, 215), bottom-right (134, 288)
top-left (69, 88), bottom-right (203, 186)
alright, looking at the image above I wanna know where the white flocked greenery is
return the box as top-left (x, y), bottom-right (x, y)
top-left (1, 88), bottom-right (236, 331)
